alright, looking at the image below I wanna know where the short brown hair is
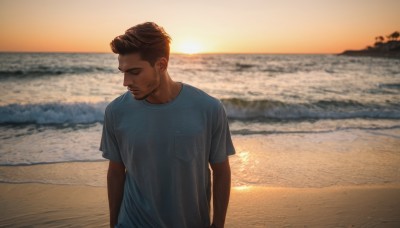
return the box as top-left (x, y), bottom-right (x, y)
top-left (110, 22), bottom-right (171, 66)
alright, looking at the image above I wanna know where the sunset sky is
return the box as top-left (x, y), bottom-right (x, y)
top-left (0, 0), bottom-right (399, 54)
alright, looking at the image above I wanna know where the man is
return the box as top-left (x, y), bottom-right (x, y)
top-left (100, 22), bottom-right (235, 228)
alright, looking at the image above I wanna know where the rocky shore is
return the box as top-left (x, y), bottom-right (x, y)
top-left (340, 40), bottom-right (400, 59)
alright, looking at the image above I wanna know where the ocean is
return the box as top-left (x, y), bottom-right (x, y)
top-left (1, 53), bottom-right (399, 188)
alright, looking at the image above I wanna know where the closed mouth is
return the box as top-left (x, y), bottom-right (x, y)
top-left (127, 87), bottom-right (139, 93)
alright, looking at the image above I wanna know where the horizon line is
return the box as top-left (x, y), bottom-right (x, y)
top-left (0, 51), bottom-right (338, 55)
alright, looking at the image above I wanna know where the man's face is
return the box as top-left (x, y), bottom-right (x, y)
top-left (118, 53), bottom-right (160, 100)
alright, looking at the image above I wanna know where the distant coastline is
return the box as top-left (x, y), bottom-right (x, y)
top-left (340, 31), bottom-right (400, 59)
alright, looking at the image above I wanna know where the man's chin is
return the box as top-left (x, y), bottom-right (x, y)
top-left (130, 92), bottom-right (149, 101)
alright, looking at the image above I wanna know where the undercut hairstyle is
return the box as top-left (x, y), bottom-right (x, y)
top-left (110, 22), bottom-right (171, 66)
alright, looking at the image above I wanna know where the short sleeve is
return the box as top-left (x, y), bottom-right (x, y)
top-left (209, 101), bottom-right (236, 164)
top-left (100, 105), bottom-right (122, 162)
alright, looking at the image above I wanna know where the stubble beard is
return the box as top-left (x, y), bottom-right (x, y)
top-left (133, 72), bottom-right (160, 101)
top-left (133, 90), bottom-right (152, 101)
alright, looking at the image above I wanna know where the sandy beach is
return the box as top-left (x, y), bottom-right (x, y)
top-left (1, 129), bottom-right (400, 227)
top-left (1, 182), bottom-right (400, 227)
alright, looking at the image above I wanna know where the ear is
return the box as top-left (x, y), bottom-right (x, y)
top-left (156, 57), bottom-right (168, 72)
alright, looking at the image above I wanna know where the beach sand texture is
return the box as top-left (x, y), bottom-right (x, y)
top-left (1, 183), bottom-right (400, 227)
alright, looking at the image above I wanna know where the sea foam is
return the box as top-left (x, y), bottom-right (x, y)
top-left (1, 99), bottom-right (399, 125)
top-left (0, 102), bottom-right (107, 124)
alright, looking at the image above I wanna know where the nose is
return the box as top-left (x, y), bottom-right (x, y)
top-left (123, 73), bottom-right (130, 87)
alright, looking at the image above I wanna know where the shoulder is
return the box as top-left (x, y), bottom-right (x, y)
top-left (182, 83), bottom-right (223, 109)
top-left (105, 91), bottom-right (133, 114)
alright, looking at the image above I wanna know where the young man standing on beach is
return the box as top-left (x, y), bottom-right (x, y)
top-left (100, 22), bottom-right (235, 228)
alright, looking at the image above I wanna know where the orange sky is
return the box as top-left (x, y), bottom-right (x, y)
top-left (0, 0), bottom-right (399, 54)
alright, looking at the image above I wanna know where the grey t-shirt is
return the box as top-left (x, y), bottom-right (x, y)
top-left (100, 83), bottom-right (235, 228)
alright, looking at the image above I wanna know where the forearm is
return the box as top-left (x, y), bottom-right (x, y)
top-left (211, 160), bottom-right (231, 228)
top-left (107, 166), bottom-right (126, 228)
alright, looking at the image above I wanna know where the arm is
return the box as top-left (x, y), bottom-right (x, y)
top-left (107, 160), bottom-right (126, 228)
top-left (210, 158), bottom-right (231, 228)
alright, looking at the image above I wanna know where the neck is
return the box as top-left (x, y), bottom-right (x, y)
top-left (145, 72), bottom-right (182, 104)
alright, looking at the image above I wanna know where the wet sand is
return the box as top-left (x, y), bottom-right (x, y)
top-left (1, 129), bottom-right (400, 227)
top-left (1, 183), bottom-right (400, 227)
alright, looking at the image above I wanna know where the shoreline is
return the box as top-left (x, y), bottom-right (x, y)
top-left (1, 129), bottom-right (399, 227)
top-left (1, 183), bottom-right (400, 227)
top-left (339, 50), bottom-right (400, 59)
top-left (2, 128), bottom-right (400, 189)
top-left (339, 40), bottom-right (400, 59)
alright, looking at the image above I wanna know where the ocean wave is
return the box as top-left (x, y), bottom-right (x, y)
top-left (1, 99), bottom-right (399, 125)
top-left (0, 53), bottom-right (117, 79)
top-left (378, 83), bottom-right (400, 90)
top-left (221, 98), bottom-right (400, 120)
top-left (0, 102), bottom-right (107, 124)
top-left (0, 159), bottom-right (105, 167)
top-left (0, 66), bottom-right (115, 79)
top-left (230, 125), bottom-right (400, 135)
top-left (235, 63), bottom-right (258, 70)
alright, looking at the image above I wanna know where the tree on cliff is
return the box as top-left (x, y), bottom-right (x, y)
top-left (386, 31), bottom-right (399, 41)
top-left (375, 36), bottom-right (385, 42)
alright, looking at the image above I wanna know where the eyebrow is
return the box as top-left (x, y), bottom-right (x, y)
top-left (118, 67), bottom-right (142, 73)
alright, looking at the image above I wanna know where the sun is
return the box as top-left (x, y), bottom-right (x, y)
top-left (177, 41), bottom-right (202, 54)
